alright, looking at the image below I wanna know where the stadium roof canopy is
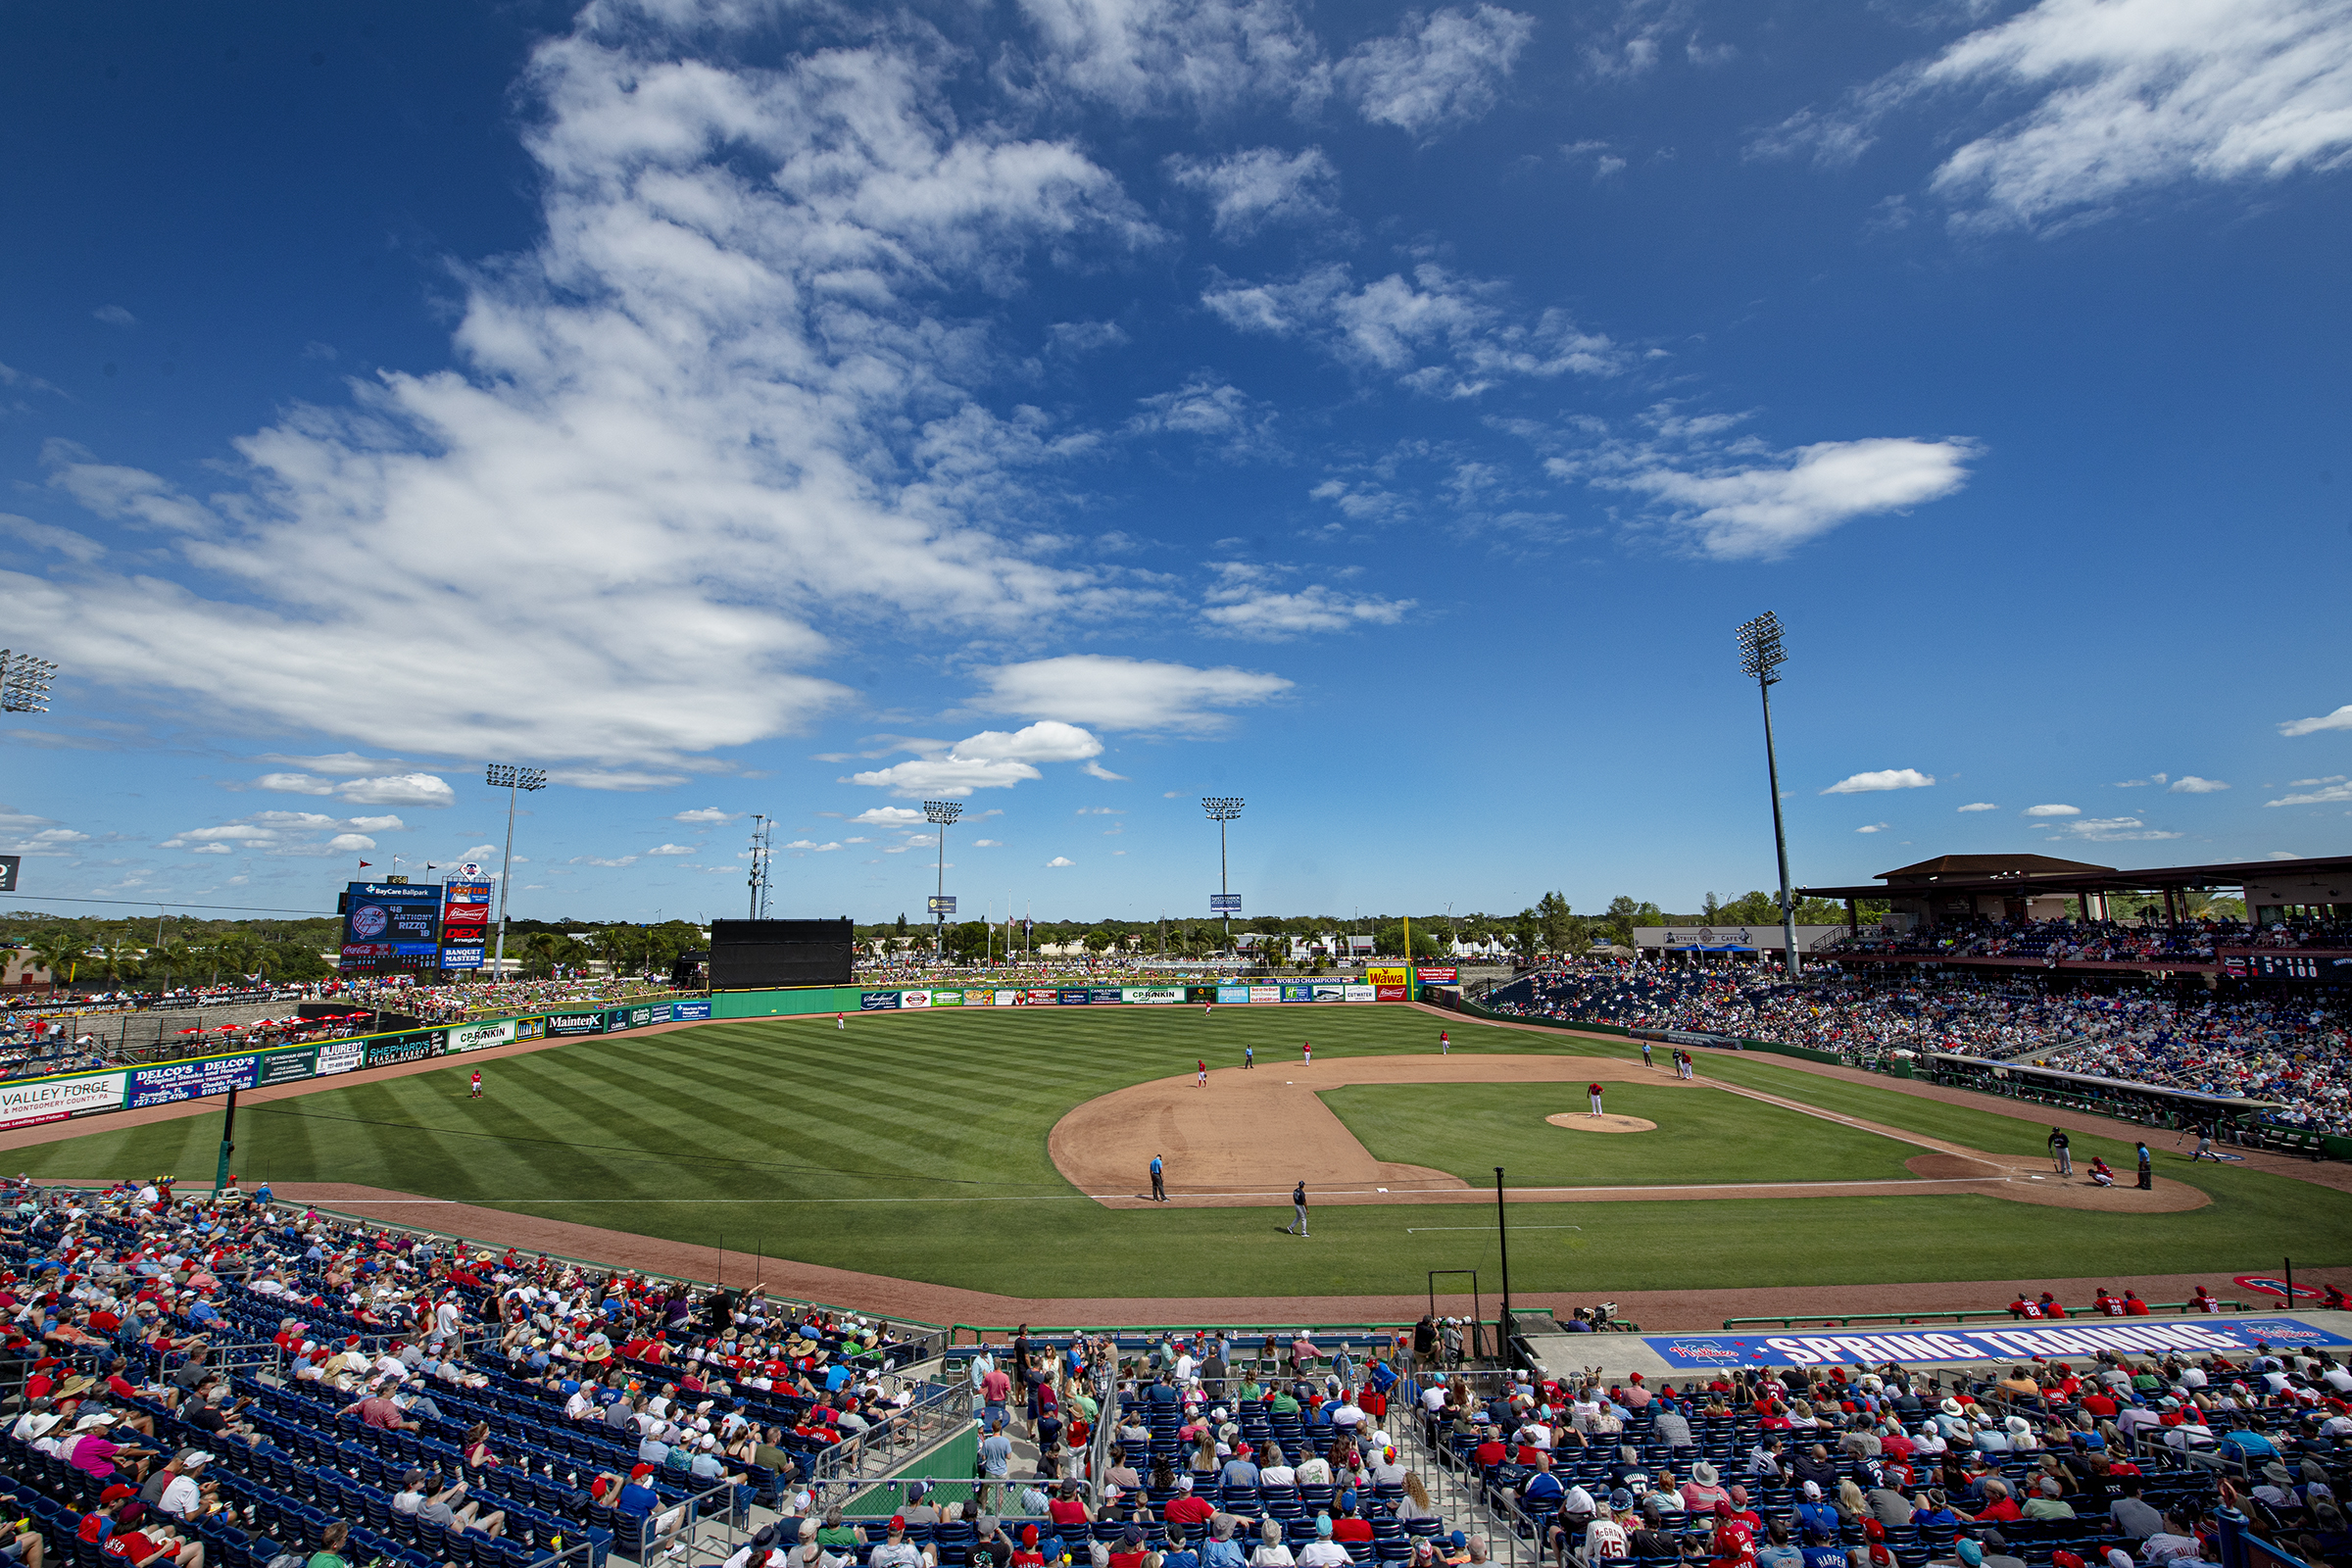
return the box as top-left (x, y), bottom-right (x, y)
top-left (1798, 853), bottom-right (2352, 904)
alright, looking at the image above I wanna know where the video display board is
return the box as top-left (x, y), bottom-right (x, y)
top-left (340, 882), bottom-right (443, 973)
top-left (439, 877), bottom-right (493, 970)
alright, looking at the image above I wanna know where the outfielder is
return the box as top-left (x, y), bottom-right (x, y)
top-left (1288, 1179), bottom-right (1309, 1237)
top-left (1197, 1058), bottom-right (1208, 1089)
top-left (1439, 1030), bottom-right (1449, 1055)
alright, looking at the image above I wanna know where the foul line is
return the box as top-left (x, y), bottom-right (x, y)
top-left (1405, 1224), bottom-right (1584, 1233)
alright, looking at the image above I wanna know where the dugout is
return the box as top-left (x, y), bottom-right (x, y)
top-left (708, 918), bottom-right (855, 989)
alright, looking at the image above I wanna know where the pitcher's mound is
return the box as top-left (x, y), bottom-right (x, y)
top-left (1546, 1111), bottom-right (1657, 1134)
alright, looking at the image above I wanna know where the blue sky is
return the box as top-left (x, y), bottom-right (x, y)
top-left (1, 0), bottom-right (2347, 927)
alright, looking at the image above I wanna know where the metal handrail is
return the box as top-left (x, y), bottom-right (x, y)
top-left (810, 1380), bottom-right (974, 1486)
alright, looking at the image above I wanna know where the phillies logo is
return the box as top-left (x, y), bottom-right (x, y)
top-left (1665, 1340), bottom-right (1746, 1361)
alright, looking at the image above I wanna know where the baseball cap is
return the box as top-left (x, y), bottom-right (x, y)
top-left (889, 1517), bottom-right (906, 1533)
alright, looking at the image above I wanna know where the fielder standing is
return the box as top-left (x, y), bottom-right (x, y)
top-left (1288, 1179), bottom-right (1309, 1237)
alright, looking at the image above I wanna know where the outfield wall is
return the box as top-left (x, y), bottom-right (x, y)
top-left (0, 977), bottom-right (1404, 1138)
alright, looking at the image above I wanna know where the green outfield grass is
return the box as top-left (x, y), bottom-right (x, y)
top-left (12, 1007), bottom-right (2347, 1301)
top-left (1319, 1081), bottom-right (1924, 1186)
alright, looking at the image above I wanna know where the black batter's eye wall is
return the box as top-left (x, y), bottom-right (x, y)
top-left (708, 918), bottom-right (857, 989)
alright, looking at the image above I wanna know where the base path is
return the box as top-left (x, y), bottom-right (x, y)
top-left (1050, 1054), bottom-right (2204, 1212)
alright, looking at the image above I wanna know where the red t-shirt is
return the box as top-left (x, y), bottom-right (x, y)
top-left (1050, 1499), bottom-right (1090, 1525)
top-left (1334, 1521), bottom-right (1374, 1544)
top-left (1165, 1496), bottom-right (1215, 1526)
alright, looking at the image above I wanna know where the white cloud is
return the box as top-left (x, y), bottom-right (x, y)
top-left (1596, 436), bottom-right (1977, 560)
top-left (574, 854), bottom-right (640, 866)
top-left (1855, 822), bottom-right (1891, 832)
top-left (2268, 849), bottom-right (2304, 858)
top-left (1957, 801), bottom-right (1999, 811)
top-left (1200, 563), bottom-right (1412, 638)
top-left (1822, 767), bottom-right (1936, 794)
top-left (92, 305), bottom-right (136, 327)
top-left (250, 811), bottom-right (341, 829)
top-left (255, 752), bottom-right (404, 776)
top-left (1015, 0), bottom-right (1329, 116)
top-left (1082, 760), bottom-right (1128, 780)
top-left (2266, 782), bottom-right (2352, 806)
top-left (1166, 146), bottom-right (1341, 237)
top-left (1762, 0), bottom-right (2352, 233)
top-left (647, 843), bottom-right (696, 855)
top-left (549, 767), bottom-right (690, 792)
top-left (460, 844), bottom-right (499, 859)
top-left (2, 827), bottom-right (93, 856)
top-left (1046, 856), bottom-right (1076, 867)
top-left (1205, 262), bottom-right (1620, 397)
top-left (847, 720), bottom-right (1105, 797)
top-left (2038, 814), bottom-right (2183, 842)
top-left (974, 655), bottom-right (1291, 733)
top-left (188, 843), bottom-right (232, 856)
top-left (1126, 374), bottom-right (1280, 457)
top-left (0, 514), bottom-right (104, 563)
top-left (255, 773), bottom-right (338, 797)
top-left (324, 833), bottom-right (377, 853)
top-left (972, 838), bottom-right (1004, 847)
top-left (1337, 6), bottom-right (1537, 136)
top-left (343, 814), bottom-right (407, 832)
top-left (2169, 775), bottom-right (2230, 793)
top-left (160, 825), bottom-right (279, 849)
top-left (2290, 775), bottom-right (2346, 786)
top-left (672, 808), bottom-right (738, 824)
top-left (2024, 803), bottom-right (2082, 815)
top-left (850, 807), bottom-right (930, 826)
top-left (2279, 704), bottom-right (2352, 736)
top-left (333, 773), bottom-right (457, 808)
top-left (7, 9), bottom-right (1169, 770)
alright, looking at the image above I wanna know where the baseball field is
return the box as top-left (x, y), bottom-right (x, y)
top-left (10, 1004), bottom-right (2348, 1304)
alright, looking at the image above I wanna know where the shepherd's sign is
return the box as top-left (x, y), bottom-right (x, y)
top-left (1641, 1316), bottom-right (2352, 1369)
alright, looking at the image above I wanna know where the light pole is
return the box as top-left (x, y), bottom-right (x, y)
top-left (1202, 797), bottom-right (1244, 946)
top-left (0, 651), bottom-right (59, 714)
top-left (1736, 612), bottom-right (1800, 979)
top-left (484, 763), bottom-right (547, 981)
top-left (923, 800), bottom-right (962, 964)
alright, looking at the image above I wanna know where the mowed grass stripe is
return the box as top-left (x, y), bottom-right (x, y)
top-left (14, 1007), bottom-right (2352, 1297)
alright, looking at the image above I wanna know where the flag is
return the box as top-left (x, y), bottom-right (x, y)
top-left (358, 860), bottom-right (373, 868)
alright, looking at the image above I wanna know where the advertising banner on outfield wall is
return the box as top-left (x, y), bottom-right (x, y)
top-left (315, 1040), bottom-right (365, 1077)
top-left (1311, 983), bottom-right (1349, 1002)
top-left (449, 1020), bottom-right (517, 1054)
top-left (930, 990), bottom-right (962, 1005)
top-left (671, 1001), bottom-right (712, 1021)
top-left (129, 1054), bottom-right (261, 1108)
top-left (1417, 966), bottom-right (1459, 985)
top-left (1088, 988), bottom-right (1122, 1004)
top-left (1055, 989), bottom-right (1091, 1004)
top-left (1124, 987), bottom-right (1183, 1004)
top-left (1639, 1317), bottom-right (2352, 1371)
top-left (899, 990), bottom-right (931, 1009)
top-left (1365, 966), bottom-right (1408, 987)
top-left (1376, 985), bottom-right (1407, 1001)
top-left (0, 1071), bottom-right (125, 1130)
top-left (859, 991), bottom-right (902, 1010)
top-left (1186, 987), bottom-right (1219, 1004)
top-left (545, 1012), bottom-right (606, 1036)
top-left (1346, 984), bottom-right (1375, 1001)
top-left (1217, 985), bottom-right (1250, 1004)
top-left (1249, 985), bottom-right (1281, 1004)
top-left (255, 1050), bottom-right (318, 1088)
top-left (962, 990), bottom-right (997, 1006)
top-left (366, 1031), bottom-right (441, 1066)
top-left (1280, 984), bottom-right (1314, 1002)
top-left (615, 1004), bottom-right (662, 1030)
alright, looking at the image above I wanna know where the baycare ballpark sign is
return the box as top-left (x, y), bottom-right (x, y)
top-left (1642, 1316), bottom-right (2352, 1370)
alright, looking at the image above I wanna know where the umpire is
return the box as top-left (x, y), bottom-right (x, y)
top-left (2136, 1140), bottom-right (2153, 1190)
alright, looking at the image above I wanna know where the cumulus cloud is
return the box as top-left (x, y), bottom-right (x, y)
top-left (847, 720), bottom-right (1105, 797)
top-left (324, 833), bottom-right (378, 853)
top-left (850, 807), bottom-right (930, 826)
top-left (1855, 821), bottom-right (1891, 832)
top-left (1757, 0), bottom-right (2352, 233)
top-left (1957, 801), bottom-right (1999, 811)
top-left (1046, 855), bottom-right (1076, 866)
top-left (2169, 775), bottom-right (2230, 793)
top-left (1205, 262), bottom-right (1620, 396)
top-left (1823, 767), bottom-right (1936, 794)
top-left (2266, 781), bottom-right (2352, 806)
top-left (1126, 374), bottom-right (1281, 458)
top-left (647, 843), bottom-right (696, 855)
top-left (7, 5), bottom-right (1170, 769)
top-left (2035, 814), bottom-right (2183, 842)
top-left (2024, 803), bottom-right (2081, 815)
top-left (2280, 703), bottom-right (2352, 736)
top-left (331, 773), bottom-right (457, 808)
top-left (1166, 146), bottom-right (1341, 237)
top-left (672, 808), bottom-right (738, 824)
top-left (1199, 563), bottom-right (1413, 638)
top-left (972, 837), bottom-right (1004, 847)
top-left (1338, 6), bottom-right (1537, 136)
top-left (973, 655), bottom-right (1291, 732)
top-left (1015, 0), bottom-right (1329, 116)
top-left (256, 752), bottom-right (409, 776)
top-left (1082, 760), bottom-right (1128, 780)
top-left (1592, 435), bottom-right (1977, 560)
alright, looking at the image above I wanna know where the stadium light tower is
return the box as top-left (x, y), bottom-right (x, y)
top-left (1202, 797), bottom-right (1244, 946)
top-left (485, 763), bottom-right (547, 980)
top-left (1736, 612), bottom-right (1801, 979)
top-left (0, 651), bottom-right (59, 714)
top-left (923, 800), bottom-right (962, 963)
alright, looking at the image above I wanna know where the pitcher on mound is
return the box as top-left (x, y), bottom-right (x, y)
top-left (1588, 1081), bottom-right (1604, 1117)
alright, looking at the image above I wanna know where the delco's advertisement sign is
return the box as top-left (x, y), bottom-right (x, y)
top-left (449, 1020), bottom-right (516, 1054)
top-left (128, 1054), bottom-right (260, 1108)
top-left (1640, 1316), bottom-right (2352, 1370)
top-left (0, 1072), bottom-right (125, 1130)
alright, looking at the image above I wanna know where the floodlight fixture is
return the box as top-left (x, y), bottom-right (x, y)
top-left (0, 651), bottom-right (59, 714)
top-left (1202, 797), bottom-right (1246, 942)
top-left (486, 762), bottom-right (550, 980)
top-left (1737, 612), bottom-right (1786, 685)
top-left (923, 801), bottom-right (963, 963)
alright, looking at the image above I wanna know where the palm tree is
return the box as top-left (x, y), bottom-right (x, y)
top-left (91, 930), bottom-right (144, 989)
top-left (27, 929), bottom-right (86, 991)
top-left (149, 939), bottom-right (195, 992)
top-left (521, 931), bottom-right (563, 978)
